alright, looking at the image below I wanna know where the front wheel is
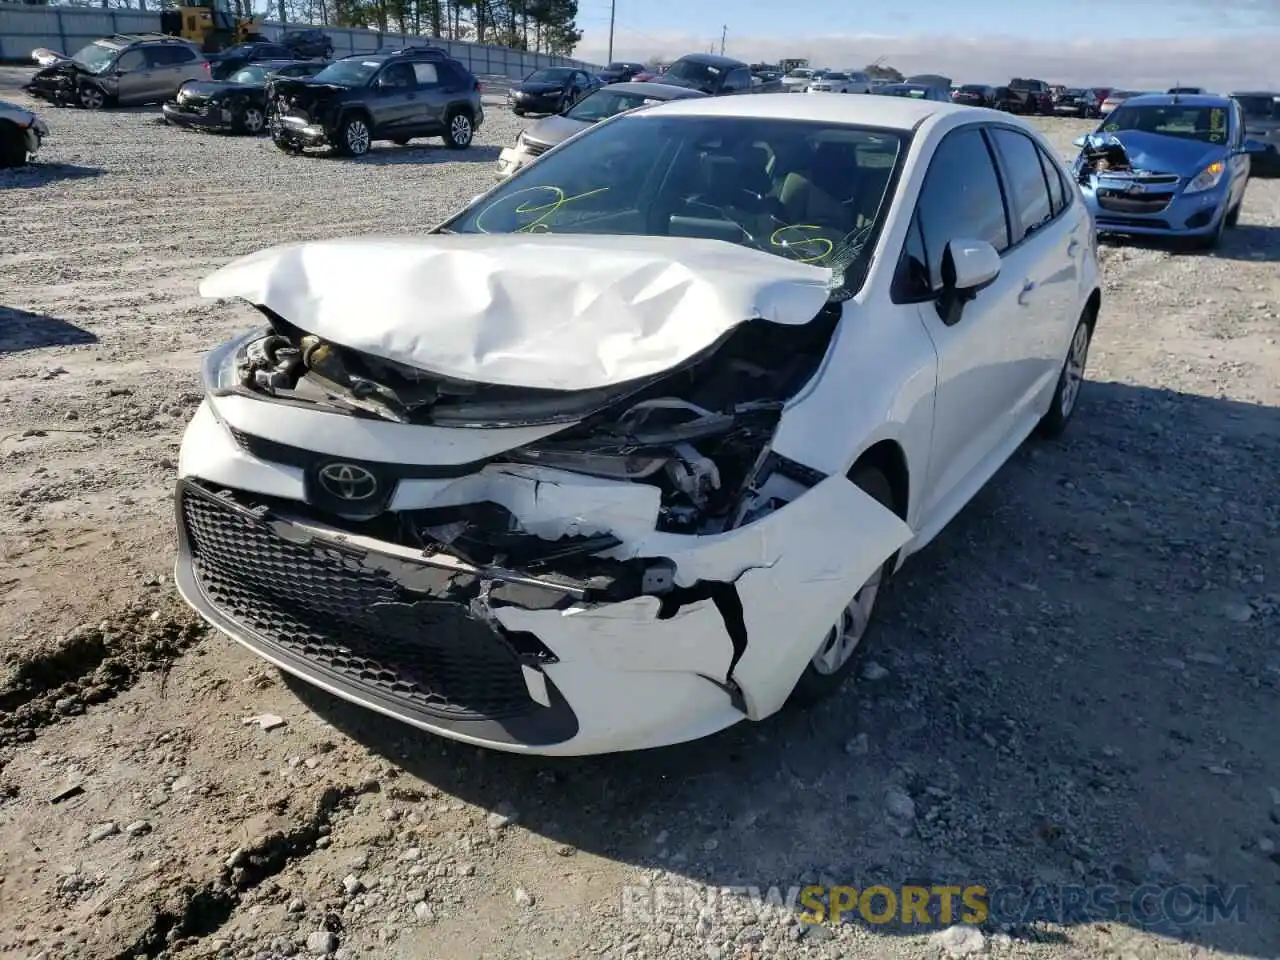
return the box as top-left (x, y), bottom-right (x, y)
top-left (234, 104), bottom-right (266, 135)
top-left (337, 114), bottom-right (371, 156)
top-left (443, 109), bottom-right (473, 149)
top-left (78, 83), bottom-right (106, 110)
top-left (787, 466), bottom-right (897, 707)
top-left (1037, 313), bottom-right (1093, 437)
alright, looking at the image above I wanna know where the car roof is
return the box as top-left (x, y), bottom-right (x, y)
top-left (671, 53), bottom-right (747, 68)
top-left (1123, 93), bottom-right (1234, 108)
top-left (633, 89), bottom-right (967, 128)
top-left (606, 80), bottom-right (706, 98)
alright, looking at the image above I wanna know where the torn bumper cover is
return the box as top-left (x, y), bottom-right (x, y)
top-left (175, 449), bottom-right (910, 755)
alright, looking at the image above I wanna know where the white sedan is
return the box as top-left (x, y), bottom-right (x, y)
top-left (178, 93), bottom-right (1100, 756)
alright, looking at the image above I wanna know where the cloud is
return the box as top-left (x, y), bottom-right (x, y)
top-left (575, 30), bottom-right (1280, 90)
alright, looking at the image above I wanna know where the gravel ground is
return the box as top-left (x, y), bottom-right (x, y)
top-left (2, 65), bottom-right (1279, 960)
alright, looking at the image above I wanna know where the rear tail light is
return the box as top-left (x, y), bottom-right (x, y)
top-left (201, 62), bottom-right (211, 76)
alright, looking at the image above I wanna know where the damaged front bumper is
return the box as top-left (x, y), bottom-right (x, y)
top-left (496, 145), bottom-right (532, 178)
top-left (271, 114), bottom-right (333, 149)
top-left (163, 99), bottom-right (233, 131)
top-left (175, 398), bottom-right (911, 755)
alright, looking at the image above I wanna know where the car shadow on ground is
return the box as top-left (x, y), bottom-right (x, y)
top-left (290, 379), bottom-right (1280, 956)
top-left (1101, 223), bottom-right (1280, 261)
top-left (346, 143), bottom-right (502, 166)
top-left (0, 307), bottom-right (98, 352)
top-left (0, 162), bottom-right (102, 188)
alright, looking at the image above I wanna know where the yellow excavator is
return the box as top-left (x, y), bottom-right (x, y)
top-left (160, 0), bottom-right (266, 53)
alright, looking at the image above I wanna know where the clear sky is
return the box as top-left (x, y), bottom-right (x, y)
top-left (570, 0), bottom-right (1280, 88)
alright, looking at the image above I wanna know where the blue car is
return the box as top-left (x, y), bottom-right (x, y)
top-left (1071, 93), bottom-right (1269, 248)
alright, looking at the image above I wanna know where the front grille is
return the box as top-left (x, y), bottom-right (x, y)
top-left (181, 484), bottom-right (539, 721)
top-left (522, 140), bottom-right (550, 157)
top-left (1096, 189), bottom-right (1174, 214)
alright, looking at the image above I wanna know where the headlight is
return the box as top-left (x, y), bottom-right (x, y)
top-left (201, 327), bottom-right (267, 395)
top-left (1184, 161), bottom-right (1225, 194)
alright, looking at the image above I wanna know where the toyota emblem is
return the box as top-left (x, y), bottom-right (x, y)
top-left (316, 462), bottom-right (379, 501)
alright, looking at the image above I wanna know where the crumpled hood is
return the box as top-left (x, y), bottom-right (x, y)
top-left (199, 233), bottom-right (834, 392)
top-left (1099, 129), bottom-right (1226, 176)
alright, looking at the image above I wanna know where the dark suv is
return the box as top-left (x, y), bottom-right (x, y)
top-left (1007, 77), bottom-right (1054, 114)
top-left (207, 41), bottom-right (296, 80)
top-left (654, 54), bottom-right (763, 95)
top-left (280, 28), bottom-right (333, 60)
top-left (268, 46), bottom-right (483, 156)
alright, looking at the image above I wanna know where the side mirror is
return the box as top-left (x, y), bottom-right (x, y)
top-left (1243, 138), bottom-right (1268, 155)
top-left (936, 238), bottom-right (1001, 325)
top-left (1072, 135), bottom-right (1086, 148)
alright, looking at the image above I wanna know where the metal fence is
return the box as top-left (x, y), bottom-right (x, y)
top-left (0, 2), bottom-right (598, 77)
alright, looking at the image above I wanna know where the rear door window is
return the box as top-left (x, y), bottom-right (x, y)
top-left (989, 127), bottom-right (1053, 241)
top-left (412, 62), bottom-right (439, 86)
top-left (1036, 143), bottom-right (1069, 215)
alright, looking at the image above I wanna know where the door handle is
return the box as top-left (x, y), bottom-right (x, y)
top-left (1017, 281), bottom-right (1036, 306)
top-left (1067, 238), bottom-right (1080, 257)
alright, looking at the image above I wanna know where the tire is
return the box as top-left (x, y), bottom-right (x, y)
top-left (1037, 311), bottom-right (1093, 438)
top-left (1225, 200), bottom-right (1241, 228)
top-left (0, 121), bottom-right (29, 168)
top-left (234, 103), bottom-right (266, 136)
top-left (443, 109), bottom-right (473, 149)
top-left (513, 106), bottom-right (525, 117)
top-left (272, 134), bottom-right (301, 155)
top-left (787, 465), bottom-right (898, 708)
top-left (78, 83), bottom-right (106, 110)
top-left (336, 113), bottom-right (371, 157)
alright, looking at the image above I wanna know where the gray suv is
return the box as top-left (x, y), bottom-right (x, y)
top-left (269, 47), bottom-right (484, 156)
top-left (25, 34), bottom-right (210, 109)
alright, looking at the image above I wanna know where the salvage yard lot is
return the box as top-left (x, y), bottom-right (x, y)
top-left (2, 64), bottom-right (1279, 960)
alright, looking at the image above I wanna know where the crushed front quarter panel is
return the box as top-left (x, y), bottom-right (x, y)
top-left (492, 474), bottom-right (913, 722)
top-left (197, 233), bottom-right (834, 392)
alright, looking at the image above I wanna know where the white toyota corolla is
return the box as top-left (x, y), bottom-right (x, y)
top-left (178, 94), bottom-right (1100, 755)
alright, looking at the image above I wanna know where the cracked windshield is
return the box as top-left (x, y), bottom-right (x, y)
top-left (446, 115), bottom-right (904, 293)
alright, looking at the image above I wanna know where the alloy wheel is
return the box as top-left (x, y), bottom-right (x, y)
top-left (345, 119), bottom-right (370, 155)
top-left (79, 86), bottom-right (104, 110)
top-left (810, 566), bottom-right (885, 675)
top-left (243, 107), bottom-right (265, 134)
top-left (450, 114), bottom-right (472, 146)
top-left (1060, 322), bottom-right (1090, 418)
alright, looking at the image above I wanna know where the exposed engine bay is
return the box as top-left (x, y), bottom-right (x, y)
top-left (1077, 134), bottom-right (1134, 180)
top-left (227, 304), bottom-right (841, 545)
